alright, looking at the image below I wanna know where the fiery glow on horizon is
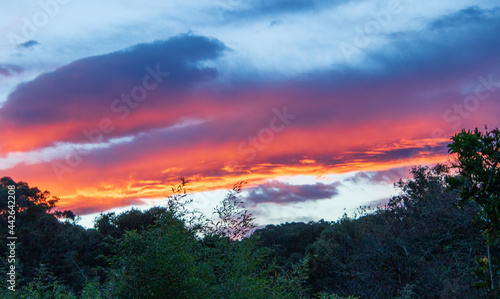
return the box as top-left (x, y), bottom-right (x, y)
top-left (3, 135), bottom-right (451, 214)
top-left (1, 3), bottom-right (500, 220)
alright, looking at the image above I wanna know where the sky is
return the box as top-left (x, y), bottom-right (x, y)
top-left (1, 0), bottom-right (499, 228)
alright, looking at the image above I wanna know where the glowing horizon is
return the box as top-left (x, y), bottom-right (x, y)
top-left (1, 1), bottom-right (499, 226)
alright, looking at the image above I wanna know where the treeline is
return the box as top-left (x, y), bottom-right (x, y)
top-left (0, 165), bottom-right (494, 298)
top-left (0, 177), bottom-right (314, 298)
top-left (256, 166), bottom-right (487, 298)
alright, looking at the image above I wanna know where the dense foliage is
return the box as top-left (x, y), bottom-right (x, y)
top-left (250, 165), bottom-right (487, 298)
top-left (1, 179), bottom-right (311, 298)
top-left (448, 127), bottom-right (500, 295)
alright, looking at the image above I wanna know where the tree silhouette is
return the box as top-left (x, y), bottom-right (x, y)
top-left (448, 126), bottom-right (500, 293)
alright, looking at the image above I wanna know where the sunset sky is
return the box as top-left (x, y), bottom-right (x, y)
top-left (1, 0), bottom-right (499, 227)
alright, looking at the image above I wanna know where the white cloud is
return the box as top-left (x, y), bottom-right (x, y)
top-left (0, 136), bottom-right (134, 170)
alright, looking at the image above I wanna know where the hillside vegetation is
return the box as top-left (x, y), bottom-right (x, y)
top-left (0, 165), bottom-right (491, 298)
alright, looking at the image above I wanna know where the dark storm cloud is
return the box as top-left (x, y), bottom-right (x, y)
top-left (0, 34), bottom-right (228, 125)
top-left (243, 181), bottom-right (341, 206)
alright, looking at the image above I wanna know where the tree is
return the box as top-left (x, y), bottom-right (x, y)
top-left (107, 179), bottom-right (312, 298)
top-left (0, 176), bottom-right (59, 214)
top-left (305, 165), bottom-right (482, 298)
top-left (165, 179), bottom-right (255, 239)
top-left (94, 207), bottom-right (168, 238)
top-left (106, 213), bottom-right (205, 298)
top-left (209, 181), bottom-right (256, 239)
top-left (0, 177), bottom-right (106, 294)
top-left (448, 127), bottom-right (500, 293)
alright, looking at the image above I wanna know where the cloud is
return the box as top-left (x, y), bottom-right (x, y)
top-left (0, 64), bottom-right (23, 77)
top-left (3, 7), bottom-right (500, 153)
top-left (345, 167), bottom-right (412, 185)
top-left (429, 6), bottom-right (498, 30)
top-left (17, 40), bottom-right (40, 50)
top-left (3, 33), bottom-right (227, 119)
top-left (0, 34), bottom-right (228, 151)
top-left (2, 6), bottom-right (500, 217)
top-left (62, 195), bottom-right (148, 216)
top-left (218, 0), bottom-right (348, 20)
top-left (373, 6), bottom-right (500, 76)
top-left (243, 180), bottom-right (341, 206)
top-left (269, 19), bottom-right (283, 27)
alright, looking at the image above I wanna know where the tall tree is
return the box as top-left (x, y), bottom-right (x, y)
top-left (448, 127), bottom-right (500, 292)
top-left (0, 177), bottom-right (105, 293)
